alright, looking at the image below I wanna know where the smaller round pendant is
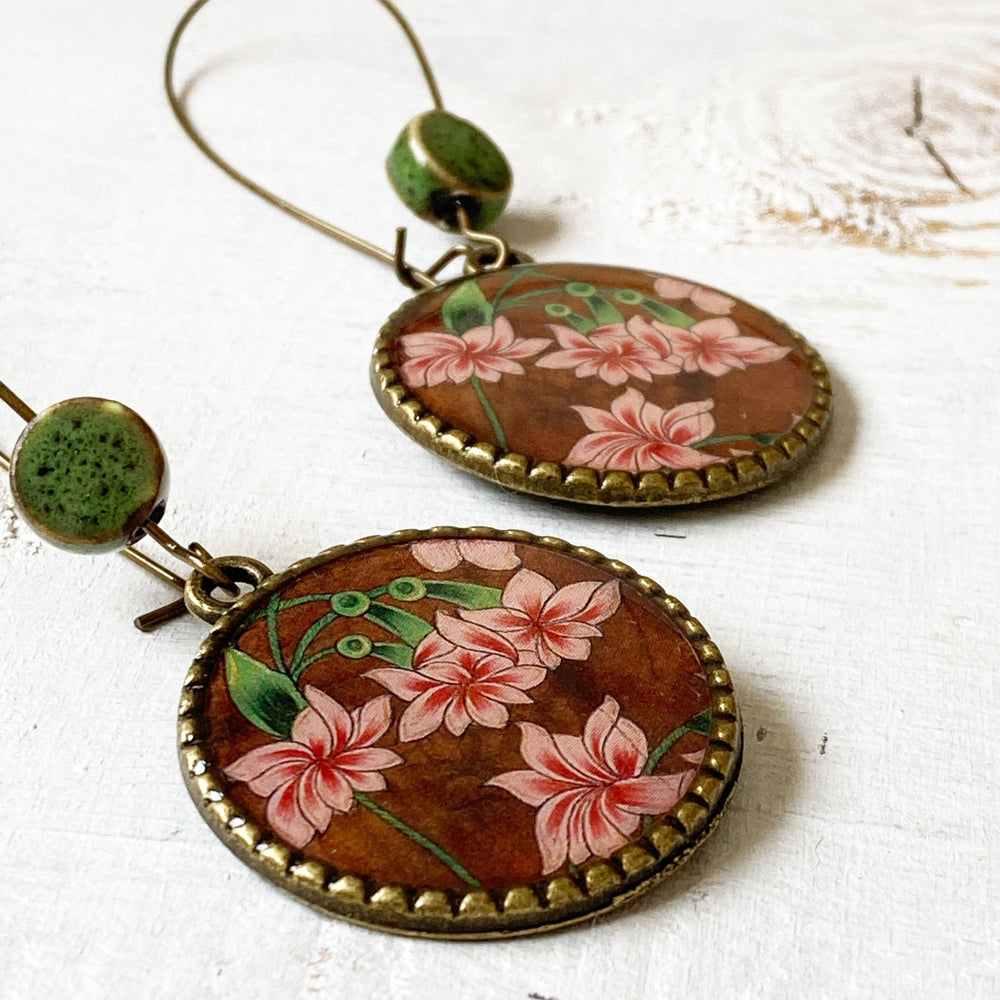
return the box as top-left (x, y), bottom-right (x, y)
top-left (371, 263), bottom-right (831, 506)
top-left (180, 528), bottom-right (741, 938)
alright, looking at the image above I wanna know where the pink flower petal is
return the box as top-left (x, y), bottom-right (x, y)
top-left (502, 569), bottom-right (557, 619)
top-left (346, 770), bottom-right (389, 793)
top-left (397, 686), bottom-right (453, 742)
top-left (567, 389), bottom-right (718, 472)
top-left (266, 780), bottom-right (315, 849)
top-left (410, 539), bottom-right (462, 572)
top-left (435, 613), bottom-right (518, 659)
top-left (242, 759), bottom-right (312, 798)
top-left (539, 579), bottom-right (601, 621)
top-left (298, 765), bottom-right (335, 832)
top-left (534, 789), bottom-right (579, 874)
top-left (335, 747), bottom-right (404, 773)
top-left (290, 706), bottom-right (331, 759)
top-left (349, 695), bottom-right (394, 747)
top-left (363, 667), bottom-right (439, 701)
top-left (302, 686), bottom-right (353, 751)
top-left (583, 792), bottom-right (632, 858)
top-left (462, 690), bottom-right (510, 730)
top-left (486, 769), bottom-right (573, 806)
top-left (313, 761), bottom-right (355, 814)
top-left (223, 742), bottom-right (312, 785)
top-left (653, 276), bottom-right (696, 300)
top-left (456, 539), bottom-right (520, 570)
top-left (487, 698), bottom-right (688, 872)
top-left (459, 606), bottom-right (530, 633)
top-left (690, 287), bottom-right (736, 314)
top-left (443, 696), bottom-right (473, 737)
top-left (602, 720), bottom-right (647, 778)
top-left (411, 629), bottom-right (457, 668)
top-left (609, 772), bottom-right (695, 815)
top-left (482, 663), bottom-right (548, 690)
top-left (582, 696), bottom-right (620, 765)
top-left (516, 722), bottom-right (586, 783)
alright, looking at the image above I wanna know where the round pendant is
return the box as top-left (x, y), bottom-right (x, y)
top-left (372, 263), bottom-right (831, 506)
top-left (179, 528), bottom-right (741, 938)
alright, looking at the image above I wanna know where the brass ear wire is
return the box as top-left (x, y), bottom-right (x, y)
top-left (0, 379), bottom-right (249, 630)
top-left (166, 0), bottom-right (515, 291)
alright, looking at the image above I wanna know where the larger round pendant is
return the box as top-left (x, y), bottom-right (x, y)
top-left (372, 263), bottom-right (831, 505)
top-left (180, 528), bottom-right (741, 938)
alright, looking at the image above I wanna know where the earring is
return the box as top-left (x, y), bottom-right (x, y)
top-left (1, 379), bottom-right (741, 937)
top-left (166, 0), bottom-right (832, 508)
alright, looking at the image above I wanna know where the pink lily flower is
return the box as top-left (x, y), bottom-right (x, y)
top-left (399, 315), bottom-right (549, 387)
top-left (410, 538), bottom-right (520, 573)
top-left (565, 387), bottom-right (718, 473)
top-left (488, 697), bottom-right (698, 874)
top-left (223, 689), bottom-right (402, 849)
top-left (365, 614), bottom-right (547, 741)
top-left (662, 317), bottom-right (793, 376)
top-left (653, 276), bottom-right (736, 315)
top-left (535, 317), bottom-right (681, 385)
top-left (460, 568), bottom-right (620, 668)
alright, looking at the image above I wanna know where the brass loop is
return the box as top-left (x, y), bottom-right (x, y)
top-left (455, 205), bottom-right (510, 274)
top-left (142, 521), bottom-right (234, 592)
top-left (184, 555), bottom-right (273, 625)
top-left (393, 216), bottom-right (520, 291)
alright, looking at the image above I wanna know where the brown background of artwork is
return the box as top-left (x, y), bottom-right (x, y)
top-left (202, 540), bottom-right (710, 891)
top-left (388, 263), bottom-right (816, 463)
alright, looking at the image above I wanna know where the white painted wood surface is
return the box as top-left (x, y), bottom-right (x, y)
top-left (1, 0), bottom-right (997, 996)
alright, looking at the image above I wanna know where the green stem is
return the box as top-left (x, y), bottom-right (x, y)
top-left (698, 432), bottom-right (781, 448)
top-left (279, 585), bottom-right (388, 612)
top-left (644, 709), bottom-right (711, 775)
top-left (297, 646), bottom-right (343, 672)
top-left (290, 610), bottom-right (341, 683)
top-left (489, 268), bottom-right (530, 313)
top-left (354, 792), bottom-right (481, 887)
top-left (470, 376), bottom-right (508, 450)
top-left (492, 287), bottom-right (557, 311)
top-left (266, 593), bottom-right (286, 674)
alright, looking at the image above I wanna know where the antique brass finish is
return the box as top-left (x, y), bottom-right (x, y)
top-left (179, 526), bottom-right (742, 939)
top-left (370, 271), bottom-right (832, 507)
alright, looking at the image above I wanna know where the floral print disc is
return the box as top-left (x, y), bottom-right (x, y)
top-left (181, 529), bottom-right (742, 938)
top-left (372, 263), bottom-right (831, 505)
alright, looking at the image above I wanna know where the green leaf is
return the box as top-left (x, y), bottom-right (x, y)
top-left (583, 294), bottom-right (625, 326)
top-left (697, 432), bottom-right (783, 448)
top-left (224, 648), bottom-right (308, 738)
top-left (565, 313), bottom-right (597, 334)
top-left (423, 580), bottom-right (502, 609)
top-left (689, 708), bottom-right (711, 735)
top-left (641, 298), bottom-right (696, 329)
top-left (266, 592), bottom-right (285, 674)
top-left (365, 601), bottom-right (435, 647)
top-left (371, 642), bottom-right (415, 669)
top-left (441, 280), bottom-right (493, 334)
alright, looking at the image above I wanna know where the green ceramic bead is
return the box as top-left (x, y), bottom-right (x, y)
top-left (10, 397), bottom-right (168, 553)
top-left (385, 109), bottom-right (512, 230)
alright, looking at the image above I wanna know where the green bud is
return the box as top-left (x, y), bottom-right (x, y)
top-left (336, 634), bottom-right (374, 659)
top-left (388, 576), bottom-right (428, 601)
top-left (331, 590), bottom-right (371, 616)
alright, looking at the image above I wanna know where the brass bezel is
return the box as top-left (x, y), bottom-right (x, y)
top-left (179, 526), bottom-right (742, 939)
top-left (370, 267), bottom-right (832, 506)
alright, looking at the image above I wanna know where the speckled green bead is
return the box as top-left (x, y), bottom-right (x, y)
top-left (10, 397), bottom-right (168, 553)
top-left (386, 109), bottom-right (512, 230)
